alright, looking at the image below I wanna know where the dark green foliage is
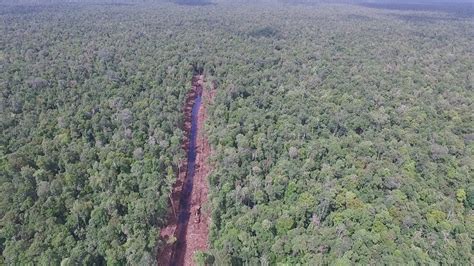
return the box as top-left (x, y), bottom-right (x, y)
top-left (249, 26), bottom-right (279, 38)
top-left (0, 4), bottom-right (197, 264)
top-left (1, 1), bottom-right (473, 265)
top-left (200, 3), bottom-right (473, 265)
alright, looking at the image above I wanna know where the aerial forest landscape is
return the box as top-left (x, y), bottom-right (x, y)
top-left (0, 0), bottom-right (473, 265)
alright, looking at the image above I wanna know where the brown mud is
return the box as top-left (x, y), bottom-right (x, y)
top-left (158, 74), bottom-right (215, 266)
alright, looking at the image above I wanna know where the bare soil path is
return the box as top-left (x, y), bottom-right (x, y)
top-left (158, 74), bottom-right (214, 266)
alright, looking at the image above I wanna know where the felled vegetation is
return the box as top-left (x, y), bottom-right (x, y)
top-left (0, 1), bottom-right (472, 265)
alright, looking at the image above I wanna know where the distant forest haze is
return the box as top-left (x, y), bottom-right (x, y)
top-left (2, 0), bottom-right (474, 5)
top-left (0, 0), bottom-right (473, 265)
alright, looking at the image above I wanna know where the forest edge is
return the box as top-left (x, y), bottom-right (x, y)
top-left (157, 74), bottom-right (215, 266)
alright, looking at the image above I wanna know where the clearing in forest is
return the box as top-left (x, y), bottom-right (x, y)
top-left (158, 74), bottom-right (214, 266)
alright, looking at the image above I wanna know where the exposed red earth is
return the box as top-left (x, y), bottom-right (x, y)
top-left (158, 74), bottom-right (215, 266)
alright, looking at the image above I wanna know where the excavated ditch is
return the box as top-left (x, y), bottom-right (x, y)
top-left (158, 74), bottom-right (213, 266)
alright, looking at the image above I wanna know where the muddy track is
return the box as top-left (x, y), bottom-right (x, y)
top-left (158, 74), bottom-right (214, 266)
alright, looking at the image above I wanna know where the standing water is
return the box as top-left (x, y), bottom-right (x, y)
top-left (170, 79), bottom-right (203, 265)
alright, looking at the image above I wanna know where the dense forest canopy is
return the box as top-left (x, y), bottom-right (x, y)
top-left (1, 0), bottom-right (473, 265)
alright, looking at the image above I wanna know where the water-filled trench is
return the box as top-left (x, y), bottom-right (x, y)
top-left (170, 82), bottom-right (202, 265)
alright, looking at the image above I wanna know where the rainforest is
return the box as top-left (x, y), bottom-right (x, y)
top-left (0, 0), bottom-right (473, 265)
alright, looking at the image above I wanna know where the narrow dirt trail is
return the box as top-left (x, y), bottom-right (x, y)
top-left (158, 74), bottom-right (214, 266)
